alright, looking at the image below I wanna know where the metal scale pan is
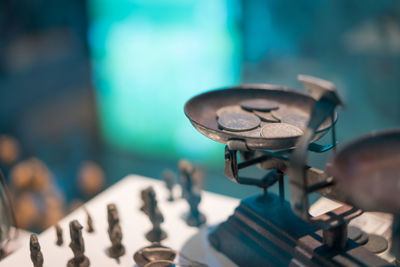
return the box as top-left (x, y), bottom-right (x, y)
top-left (328, 129), bottom-right (400, 213)
top-left (184, 84), bottom-right (336, 150)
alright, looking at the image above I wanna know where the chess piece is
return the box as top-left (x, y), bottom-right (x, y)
top-left (178, 159), bottom-right (195, 199)
top-left (186, 189), bottom-right (206, 227)
top-left (140, 187), bottom-right (167, 242)
top-left (140, 189), bottom-right (150, 214)
top-left (107, 204), bottom-right (125, 258)
top-left (178, 160), bottom-right (206, 227)
top-left (162, 169), bottom-right (176, 202)
top-left (83, 207), bottom-right (94, 233)
top-left (55, 224), bottom-right (63, 246)
top-left (30, 234), bottom-right (43, 267)
top-left (67, 220), bottom-right (90, 267)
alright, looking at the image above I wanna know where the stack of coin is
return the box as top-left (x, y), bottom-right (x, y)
top-left (253, 111), bottom-right (281, 123)
top-left (215, 98), bottom-right (312, 140)
top-left (271, 108), bottom-right (309, 130)
top-left (240, 99), bottom-right (281, 123)
top-left (239, 99), bottom-right (279, 111)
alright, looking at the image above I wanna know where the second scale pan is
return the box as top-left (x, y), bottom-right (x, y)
top-left (328, 129), bottom-right (400, 213)
top-left (184, 84), bottom-right (336, 150)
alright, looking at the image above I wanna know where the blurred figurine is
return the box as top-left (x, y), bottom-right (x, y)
top-left (67, 220), bottom-right (90, 267)
top-left (185, 189), bottom-right (206, 227)
top-left (83, 207), bottom-right (94, 233)
top-left (42, 194), bottom-right (65, 229)
top-left (78, 161), bottom-right (105, 197)
top-left (0, 135), bottom-right (19, 165)
top-left (178, 160), bottom-right (195, 199)
top-left (55, 224), bottom-right (63, 246)
top-left (14, 193), bottom-right (39, 229)
top-left (140, 187), bottom-right (167, 242)
top-left (140, 189), bottom-right (150, 214)
top-left (162, 169), bottom-right (176, 202)
top-left (178, 159), bottom-right (206, 227)
top-left (10, 158), bottom-right (65, 231)
top-left (30, 234), bottom-right (43, 267)
top-left (107, 204), bottom-right (125, 258)
top-left (10, 158), bottom-right (51, 192)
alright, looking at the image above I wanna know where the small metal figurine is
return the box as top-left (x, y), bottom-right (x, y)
top-left (140, 189), bottom-right (150, 214)
top-left (67, 220), bottom-right (90, 267)
top-left (140, 187), bottom-right (167, 242)
top-left (178, 160), bottom-right (206, 227)
top-left (30, 234), bottom-right (43, 267)
top-left (55, 224), bottom-right (63, 246)
top-left (83, 207), bottom-right (94, 233)
top-left (162, 169), bottom-right (176, 201)
top-left (178, 159), bottom-right (195, 199)
top-left (107, 203), bottom-right (125, 258)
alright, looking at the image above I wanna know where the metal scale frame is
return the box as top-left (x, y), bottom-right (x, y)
top-left (184, 75), bottom-right (398, 266)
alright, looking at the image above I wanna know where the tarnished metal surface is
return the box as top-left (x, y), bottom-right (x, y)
top-left (327, 129), bottom-right (400, 213)
top-left (217, 111), bottom-right (261, 132)
top-left (253, 110), bottom-right (281, 122)
top-left (261, 123), bottom-right (303, 138)
top-left (216, 105), bottom-right (248, 117)
top-left (133, 243), bottom-right (176, 267)
top-left (239, 99), bottom-right (279, 111)
top-left (364, 234), bottom-right (389, 254)
top-left (184, 84), bottom-right (337, 150)
top-left (184, 75), bottom-right (396, 265)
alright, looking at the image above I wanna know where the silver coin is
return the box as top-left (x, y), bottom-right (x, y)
top-left (216, 105), bottom-right (245, 118)
top-left (363, 234), bottom-right (388, 254)
top-left (240, 99), bottom-right (280, 111)
top-left (222, 128), bottom-right (261, 137)
top-left (261, 123), bottom-right (303, 139)
top-left (271, 107), bottom-right (308, 129)
top-left (254, 111), bottom-right (281, 123)
top-left (218, 112), bottom-right (261, 132)
top-left (354, 231), bottom-right (369, 245)
top-left (348, 226), bottom-right (362, 241)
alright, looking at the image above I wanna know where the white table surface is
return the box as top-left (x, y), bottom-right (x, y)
top-left (0, 175), bottom-right (240, 267)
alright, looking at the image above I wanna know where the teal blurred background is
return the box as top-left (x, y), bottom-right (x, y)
top-left (0, 0), bottom-right (399, 230)
top-left (88, 0), bottom-right (241, 163)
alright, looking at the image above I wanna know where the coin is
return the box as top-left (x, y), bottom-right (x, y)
top-left (363, 234), bottom-right (388, 254)
top-left (222, 128), bottom-right (261, 137)
top-left (354, 231), bottom-right (369, 245)
top-left (271, 108), bottom-right (309, 129)
top-left (216, 105), bottom-right (245, 118)
top-left (240, 99), bottom-right (279, 111)
top-left (218, 112), bottom-right (261, 132)
top-left (348, 226), bottom-right (362, 241)
top-left (133, 243), bottom-right (176, 267)
top-left (253, 111), bottom-right (281, 123)
top-left (261, 123), bottom-right (303, 138)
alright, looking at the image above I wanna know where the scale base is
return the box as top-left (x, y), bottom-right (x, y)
top-left (208, 194), bottom-right (391, 267)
